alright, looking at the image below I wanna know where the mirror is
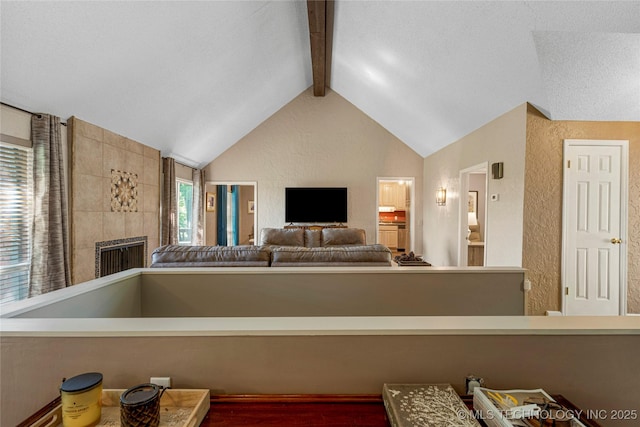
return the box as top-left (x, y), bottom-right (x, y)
top-left (205, 182), bottom-right (257, 246)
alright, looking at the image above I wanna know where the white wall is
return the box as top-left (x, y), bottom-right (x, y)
top-left (422, 104), bottom-right (527, 266)
top-left (204, 88), bottom-right (424, 250)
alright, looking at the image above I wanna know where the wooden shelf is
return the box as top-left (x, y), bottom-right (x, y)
top-left (284, 224), bottom-right (348, 230)
top-left (204, 394), bottom-right (387, 427)
top-left (21, 393), bottom-right (604, 427)
top-left (203, 394), bottom-right (602, 427)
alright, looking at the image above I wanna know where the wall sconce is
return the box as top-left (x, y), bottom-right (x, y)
top-left (492, 162), bottom-right (504, 179)
top-left (436, 188), bottom-right (447, 206)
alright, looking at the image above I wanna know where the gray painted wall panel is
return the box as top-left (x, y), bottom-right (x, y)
top-left (140, 270), bottom-right (525, 317)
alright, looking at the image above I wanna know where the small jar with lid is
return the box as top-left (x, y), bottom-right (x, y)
top-left (60, 372), bottom-right (103, 427)
top-left (120, 383), bottom-right (165, 427)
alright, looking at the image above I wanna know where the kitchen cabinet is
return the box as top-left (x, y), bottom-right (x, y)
top-left (378, 225), bottom-right (398, 249)
top-left (379, 183), bottom-right (396, 207)
top-left (379, 183), bottom-right (407, 210)
top-left (395, 185), bottom-right (406, 210)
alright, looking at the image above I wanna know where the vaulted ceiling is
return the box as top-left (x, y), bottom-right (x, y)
top-left (2, 1), bottom-right (639, 168)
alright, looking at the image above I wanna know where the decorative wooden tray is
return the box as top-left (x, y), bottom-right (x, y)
top-left (395, 260), bottom-right (431, 266)
top-left (26, 389), bottom-right (210, 427)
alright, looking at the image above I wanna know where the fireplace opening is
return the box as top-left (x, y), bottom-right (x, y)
top-left (95, 237), bottom-right (147, 278)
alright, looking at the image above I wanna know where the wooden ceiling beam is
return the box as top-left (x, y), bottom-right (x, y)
top-left (307, 0), bottom-right (333, 97)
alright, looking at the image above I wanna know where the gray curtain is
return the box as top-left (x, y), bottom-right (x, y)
top-left (161, 157), bottom-right (178, 245)
top-left (191, 168), bottom-right (205, 245)
top-left (29, 114), bottom-right (70, 296)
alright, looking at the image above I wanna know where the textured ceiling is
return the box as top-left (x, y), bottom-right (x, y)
top-left (2, 1), bottom-right (639, 167)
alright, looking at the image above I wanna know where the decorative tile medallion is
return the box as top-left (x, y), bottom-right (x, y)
top-left (111, 169), bottom-right (138, 212)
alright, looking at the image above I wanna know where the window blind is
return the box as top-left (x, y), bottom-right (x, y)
top-left (0, 141), bottom-right (33, 304)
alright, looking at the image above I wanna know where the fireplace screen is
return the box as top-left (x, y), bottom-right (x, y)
top-left (95, 237), bottom-right (147, 278)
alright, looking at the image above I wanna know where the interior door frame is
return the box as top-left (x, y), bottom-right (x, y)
top-left (205, 181), bottom-right (258, 246)
top-left (458, 162), bottom-right (489, 266)
top-left (376, 177), bottom-right (415, 253)
top-left (561, 139), bottom-right (628, 315)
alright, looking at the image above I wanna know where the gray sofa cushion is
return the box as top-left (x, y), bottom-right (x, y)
top-left (151, 245), bottom-right (271, 267)
top-left (304, 229), bottom-right (322, 248)
top-left (321, 228), bottom-right (366, 246)
top-left (271, 244), bottom-right (391, 266)
top-left (260, 228), bottom-right (304, 247)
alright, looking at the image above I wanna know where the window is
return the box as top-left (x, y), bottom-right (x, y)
top-left (0, 141), bottom-right (33, 304)
top-left (177, 179), bottom-right (193, 245)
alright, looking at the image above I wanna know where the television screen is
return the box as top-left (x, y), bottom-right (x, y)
top-left (285, 187), bottom-right (347, 223)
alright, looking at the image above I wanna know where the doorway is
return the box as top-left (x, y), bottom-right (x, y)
top-left (562, 139), bottom-right (628, 315)
top-left (458, 163), bottom-right (488, 266)
top-left (376, 177), bottom-right (415, 254)
top-left (205, 182), bottom-right (257, 246)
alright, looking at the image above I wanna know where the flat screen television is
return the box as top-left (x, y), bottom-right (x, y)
top-left (285, 187), bottom-right (347, 223)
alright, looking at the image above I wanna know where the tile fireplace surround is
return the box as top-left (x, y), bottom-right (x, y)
top-left (69, 117), bottom-right (160, 284)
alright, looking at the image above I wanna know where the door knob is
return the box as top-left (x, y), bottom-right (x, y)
top-left (610, 238), bottom-right (622, 244)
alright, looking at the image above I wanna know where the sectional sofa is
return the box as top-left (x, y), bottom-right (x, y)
top-left (150, 227), bottom-right (392, 267)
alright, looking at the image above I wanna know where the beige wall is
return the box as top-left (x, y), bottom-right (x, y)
top-left (204, 88), bottom-right (424, 251)
top-left (68, 118), bottom-right (160, 284)
top-left (422, 104), bottom-right (527, 267)
top-left (524, 105), bottom-right (640, 314)
top-left (2, 334), bottom-right (638, 426)
top-left (175, 162), bottom-right (193, 181)
top-left (204, 184), bottom-right (255, 245)
top-left (239, 186), bottom-right (255, 244)
top-left (423, 103), bottom-right (639, 315)
top-left (1, 106), bottom-right (69, 187)
top-left (205, 183), bottom-right (217, 244)
top-left (1, 104), bottom-right (32, 141)
top-left (469, 173), bottom-right (487, 241)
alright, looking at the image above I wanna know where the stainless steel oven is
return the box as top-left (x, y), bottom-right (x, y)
top-left (397, 224), bottom-right (407, 252)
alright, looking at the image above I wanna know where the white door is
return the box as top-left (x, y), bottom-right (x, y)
top-left (563, 140), bottom-right (628, 315)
